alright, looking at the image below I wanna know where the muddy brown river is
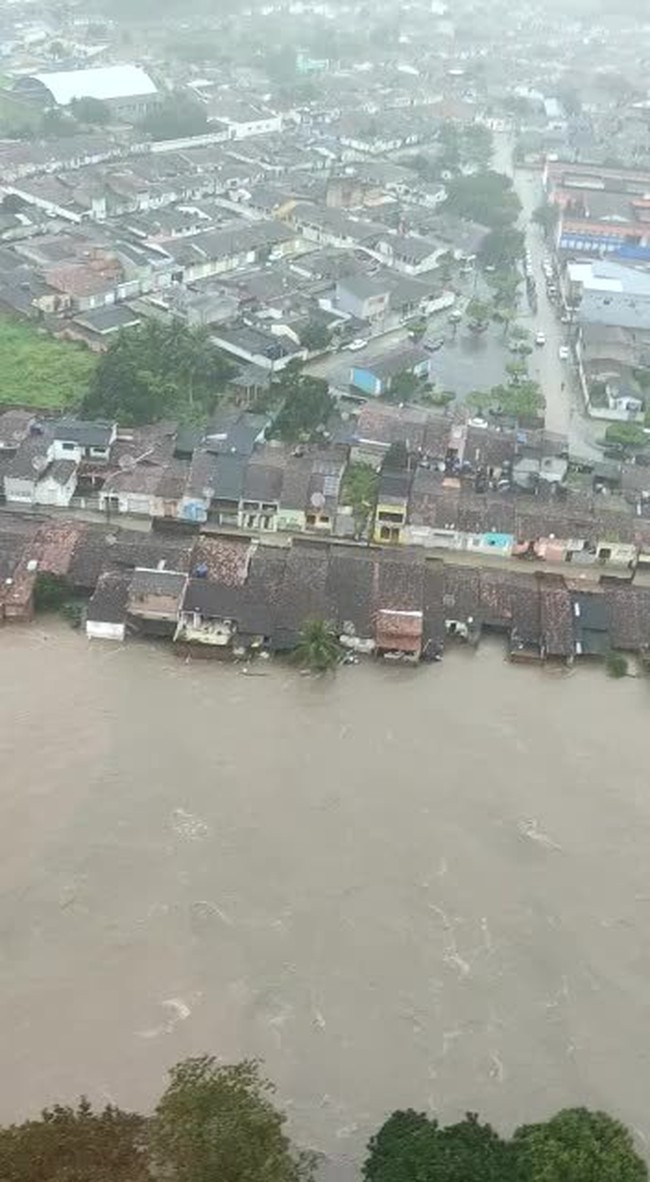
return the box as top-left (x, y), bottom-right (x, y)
top-left (1, 623), bottom-right (650, 1174)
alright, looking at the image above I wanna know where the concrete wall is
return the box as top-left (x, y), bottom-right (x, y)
top-left (86, 619), bottom-right (125, 642)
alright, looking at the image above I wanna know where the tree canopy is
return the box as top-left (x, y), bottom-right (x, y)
top-left (269, 369), bottom-right (334, 442)
top-left (150, 1056), bottom-right (314, 1182)
top-left (365, 1108), bottom-right (647, 1182)
top-left (294, 619), bottom-right (342, 672)
top-left (69, 96), bottom-right (110, 125)
top-left (82, 320), bottom-right (234, 425)
top-left (479, 226), bottom-right (525, 269)
top-left (0, 1098), bottom-right (150, 1182)
top-left (364, 1110), bottom-right (514, 1182)
top-left (513, 1108), bottom-right (647, 1182)
top-left (300, 321), bottom-right (331, 352)
top-left (140, 92), bottom-right (209, 140)
top-left (443, 170), bottom-right (521, 228)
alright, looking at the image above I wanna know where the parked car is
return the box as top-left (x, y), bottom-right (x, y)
top-left (535, 331), bottom-right (546, 346)
top-left (423, 336), bottom-right (445, 351)
top-left (558, 344), bottom-right (569, 360)
top-left (448, 309), bottom-right (463, 323)
top-left (347, 338), bottom-right (368, 351)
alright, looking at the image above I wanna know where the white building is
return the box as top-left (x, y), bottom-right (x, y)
top-left (569, 259), bottom-right (650, 331)
top-left (13, 64), bottom-right (159, 120)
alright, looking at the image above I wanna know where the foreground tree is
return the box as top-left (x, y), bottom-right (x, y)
top-left (150, 1057), bottom-right (314, 1182)
top-left (70, 96), bottom-right (110, 125)
top-left (140, 92), bottom-right (209, 140)
top-left (0, 1099), bottom-right (150, 1182)
top-left (364, 1110), bottom-right (513, 1182)
top-left (294, 619), bottom-right (341, 673)
top-left (270, 370), bottom-right (333, 442)
top-left (479, 227), bottom-right (525, 270)
top-left (443, 171), bottom-right (521, 228)
top-left (82, 320), bottom-right (233, 424)
top-left (513, 1108), bottom-right (647, 1182)
top-left (300, 321), bottom-right (331, 353)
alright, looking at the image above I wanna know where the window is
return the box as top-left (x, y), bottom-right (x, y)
top-left (61, 441), bottom-right (76, 451)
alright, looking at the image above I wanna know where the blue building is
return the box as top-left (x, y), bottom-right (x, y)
top-left (350, 345), bottom-right (431, 398)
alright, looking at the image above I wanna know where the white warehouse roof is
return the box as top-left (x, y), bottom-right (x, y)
top-left (24, 64), bottom-right (157, 106)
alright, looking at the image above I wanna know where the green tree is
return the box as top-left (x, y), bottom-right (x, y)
top-left (69, 96), bottom-right (110, 124)
top-left (443, 171), bottom-right (521, 228)
top-left (0, 1099), bottom-right (150, 1182)
top-left (466, 298), bottom-right (491, 325)
top-left (341, 461), bottom-right (378, 534)
top-left (300, 321), bottom-right (331, 352)
top-left (461, 123), bottom-right (493, 170)
top-left (513, 1108), bottom-right (646, 1182)
top-left (604, 422), bottom-right (647, 449)
top-left (385, 370), bottom-right (421, 403)
top-left (271, 370), bottom-right (333, 442)
top-left (606, 651), bottom-right (628, 678)
top-left (364, 1110), bottom-right (513, 1182)
top-left (532, 202), bottom-right (559, 237)
top-left (480, 227), bottom-right (525, 270)
top-left (294, 619), bottom-right (341, 673)
top-left (82, 320), bottom-right (233, 424)
top-left (150, 1057), bottom-right (314, 1182)
top-left (141, 92), bottom-right (209, 140)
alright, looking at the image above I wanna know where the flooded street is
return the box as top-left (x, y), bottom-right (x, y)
top-left (2, 625), bottom-right (650, 1173)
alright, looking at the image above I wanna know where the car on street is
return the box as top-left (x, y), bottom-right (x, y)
top-left (346, 338), bottom-right (368, 351)
top-left (535, 331), bottom-right (546, 346)
top-left (558, 344), bottom-right (570, 360)
top-left (448, 309), bottom-right (463, 323)
top-left (423, 336), bottom-right (445, 351)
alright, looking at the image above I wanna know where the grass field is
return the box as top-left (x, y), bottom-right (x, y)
top-left (0, 318), bottom-right (96, 409)
top-left (0, 88), bottom-right (42, 132)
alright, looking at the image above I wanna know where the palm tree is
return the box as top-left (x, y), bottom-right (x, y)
top-left (294, 619), bottom-right (341, 673)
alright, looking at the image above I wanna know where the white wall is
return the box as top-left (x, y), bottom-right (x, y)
top-left (86, 620), bottom-right (126, 641)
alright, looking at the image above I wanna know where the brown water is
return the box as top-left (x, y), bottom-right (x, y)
top-left (2, 624), bottom-right (650, 1173)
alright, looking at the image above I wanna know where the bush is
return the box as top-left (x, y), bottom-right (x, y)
top-left (606, 651), bottom-right (628, 679)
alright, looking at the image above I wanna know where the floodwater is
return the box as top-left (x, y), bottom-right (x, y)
top-left (2, 625), bottom-right (650, 1174)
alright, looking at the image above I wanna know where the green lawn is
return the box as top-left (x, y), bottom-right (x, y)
top-left (0, 319), bottom-right (96, 409)
top-left (0, 88), bottom-right (42, 132)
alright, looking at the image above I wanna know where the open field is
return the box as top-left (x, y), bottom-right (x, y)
top-left (0, 318), bottom-right (96, 409)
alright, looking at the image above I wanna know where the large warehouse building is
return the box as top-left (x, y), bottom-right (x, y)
top-left (13, 64), bottom-right (159, 120)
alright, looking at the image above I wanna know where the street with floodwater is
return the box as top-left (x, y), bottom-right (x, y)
top-left (2, 624), bottom-right (650, 1177)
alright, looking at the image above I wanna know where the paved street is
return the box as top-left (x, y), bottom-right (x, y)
top-left (493, 133), bottom-right (603, 458)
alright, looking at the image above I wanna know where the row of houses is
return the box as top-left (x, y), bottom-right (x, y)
top-left (4, 404), bottom-right (650, 572)
top-left (2, 509), bottom-right (650, 667)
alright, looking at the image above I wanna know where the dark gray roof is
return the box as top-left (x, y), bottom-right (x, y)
top-left (53, 418), bottom-right (114, 447)
top-left (74, 305), bottom-right (141, 334)
top-left (243, 461), bottom-right (284, 503)
top-left (86, 571), bottom-right (130, 624)
top-left (4, 434), bottom-right (49, 480)
top-left (204, 410), bottom-right (266, 458)
top-left (47, 459), bottom-right (77, 485)
top-left (213, 453), bottom-right (247, 501)
top-left (379, 469), bottom-right (412, 500)
top-left (356, 344), bottom-right (429, 383)
top-left (129, 568), bottom-right (187, 597)
top-left (181, 576), bottom-right (273, 634)
top-left (337, 273), bottom-right (390, 301)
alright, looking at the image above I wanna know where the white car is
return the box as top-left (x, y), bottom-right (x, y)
top-left (346, 338), bottom-right (368, 351)
top-left (535, 331), bottom-right (546, 346)
top-left (558, 344), bottom-right (569, 360)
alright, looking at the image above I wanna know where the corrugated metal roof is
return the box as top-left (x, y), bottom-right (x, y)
top-left (28, 65), bottom-right (157, 106)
